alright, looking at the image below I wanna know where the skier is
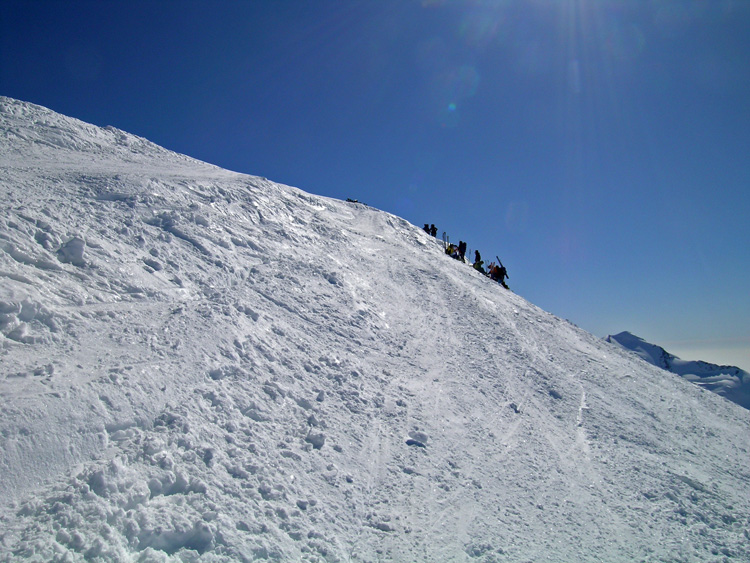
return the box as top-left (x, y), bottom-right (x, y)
top-left (430, 224), bottom-right (437, 237)
top-left (424, 224), bottom-right (430, 234)
top-left (489, 259), bottom-right (509, 289)
top-left (473, 250), bottom-right (485, 273)
top-left (458, 241), bottom-right (467, 261)
top-left (473, 258), bottom-right (485, 274)
top-left (497, 264), bottom-right (509, 289)
top-left (446, 244), bottom-right (461, 260)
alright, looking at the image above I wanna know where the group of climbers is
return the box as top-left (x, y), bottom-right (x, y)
top-left (428, 225), bottom-right (509, 290)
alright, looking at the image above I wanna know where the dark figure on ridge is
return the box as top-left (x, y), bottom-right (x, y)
top-left (430, 224), bottom-right (437, 237)
top-left (489, 263), bottom-right (509, 289)
top-left (473, 250), bottom-right (485, 273)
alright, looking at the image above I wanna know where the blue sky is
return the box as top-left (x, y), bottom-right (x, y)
top-left (2, 0), bottom-right (749, 370)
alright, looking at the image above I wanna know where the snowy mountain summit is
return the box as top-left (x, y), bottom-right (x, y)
top-left (1, 97), bottom-right (749, 562)
top-left (605, 332), bottom-right (750, 410)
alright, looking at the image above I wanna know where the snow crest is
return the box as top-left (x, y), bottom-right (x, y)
top-left (1, 97), bottom-right (749, 561)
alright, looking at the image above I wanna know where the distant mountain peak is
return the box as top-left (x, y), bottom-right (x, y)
top-left (606, 332), bottom-right (750, 409)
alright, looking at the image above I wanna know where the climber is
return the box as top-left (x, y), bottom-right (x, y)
top-left (458, 241), bottom-right (467, 261)
top-left (489, 261), bottom-right (509, 289)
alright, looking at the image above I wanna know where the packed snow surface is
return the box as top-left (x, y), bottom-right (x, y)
top-left (1, 97), bottom-right (749, 562)
top-left (606, 332), bottom-right (750, 410)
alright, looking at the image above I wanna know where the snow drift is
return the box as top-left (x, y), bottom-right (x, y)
top-left (1, 97), bottom-right (749, 562)
top-left (606, 332), bottom-right (750, 410)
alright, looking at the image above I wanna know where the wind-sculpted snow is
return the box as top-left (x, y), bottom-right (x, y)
top-left (1, 97), bottom-right (749, 561)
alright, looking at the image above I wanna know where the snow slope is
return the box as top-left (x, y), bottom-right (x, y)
top-left (1, 97), bottom-right (749, 562)
top-left (606, 332), bottom-right (750, 410)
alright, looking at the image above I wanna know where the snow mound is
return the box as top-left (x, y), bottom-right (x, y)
top-left (606, 331), bottom-right (750, 410)
top-left (1, 97), bottom-right (749, 561)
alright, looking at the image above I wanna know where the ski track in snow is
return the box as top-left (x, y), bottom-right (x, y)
top-left (1, 97), bottom-right (750, 562)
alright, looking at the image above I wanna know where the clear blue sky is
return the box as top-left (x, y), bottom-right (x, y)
top-left (2, 0), bottom-right (749, 370)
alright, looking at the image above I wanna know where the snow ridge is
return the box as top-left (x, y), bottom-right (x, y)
top-left (1, 98), bottom-right (749, 562)
top-left (606, 331), bottom-right (750, 410)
